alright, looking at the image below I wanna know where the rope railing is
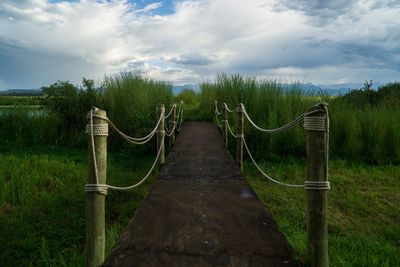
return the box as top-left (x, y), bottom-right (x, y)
top-left (86, 102), bottom-right (183, 194)
top-left (226, 120), bottom-right (236, 138)
top-left (242, 137), bottom-right (304, 188)
top-left (86, 102), bottom-right (183, 265)
top-left (213, 100), bottom-right (330, 266)
top-left (241, 103), bottom-right (320, 134)
top-left (223, 102), bottom-right (234, 113)
top-left (164, 104), bottom-right (176, 119)
top-left (214, 100), bottom-right (222, 115)
top-left (85, 137), bottom-right (165, 194)
top-left (215, 101), bottom-right (330, 190)
top-left (176, 100), bottom-right (184, 132)
top-left (87, 112), bottom-right (162, 144)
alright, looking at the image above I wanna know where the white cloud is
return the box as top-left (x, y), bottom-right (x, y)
top-left (0, 0), bottom-right (399, 89)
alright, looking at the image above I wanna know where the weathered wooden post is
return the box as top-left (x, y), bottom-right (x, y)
top-left (86, 107), bottom-right (108, 267)
top-left (157, 104), bottom-right (165, 166)
top-left (236, 103), bottom-right (244, 170)
top-left (168, 104), bottom-right (176, 150)
top-left (222, 103), bottom-right (228, 148)
top-left (304, 103), bottom-right (330, 267)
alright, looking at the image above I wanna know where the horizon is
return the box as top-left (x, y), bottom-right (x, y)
top-left (1, 0), bottom-right (399, 89)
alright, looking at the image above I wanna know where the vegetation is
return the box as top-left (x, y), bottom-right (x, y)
top-left (1, 71), bottom-right (399, 266)
top-left (101, 72), bottom-right (173, 151)
top-left (175, 88), bottom-right (205, 121)
top-left (200, 74), bottom-right (400, 164)
top-left (0, 96), bottom-right (41, 106)
top-left (200, 73), bottom-right (399, 265)
top-left (0, 146), bottom-right (154, 266)
top-left (0, 72), bottom-right (175, 265)
top-left (0, 73), bottom-right (174, 149)
top-left (245, 160), bottom-right (399, 266)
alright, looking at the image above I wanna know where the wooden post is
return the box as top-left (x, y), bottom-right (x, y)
top-left (222, 103), bottom-right (228, 148)
top-left (86, 108), bottom-right (107, 267)
top-left (236, 103), bottom-right (244, 170)
top-left (157, 104), bottom-right (165, 166)
top-left (168, 104), bottom-right (176, 150)
top-left (304, 103), bottom-right (329, 267)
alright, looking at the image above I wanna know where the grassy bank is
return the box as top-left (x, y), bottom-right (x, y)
top-left (245, 160), bottom-right (400, 266)
top-left (0, 146), bottom-right (155, 266)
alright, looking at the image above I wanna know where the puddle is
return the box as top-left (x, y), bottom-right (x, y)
top-left (240, 189), bottom-right (254, 199)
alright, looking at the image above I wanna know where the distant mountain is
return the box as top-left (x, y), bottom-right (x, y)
top-left (302, 82), bottom-right (382, 96)
top-left (0, 89), bottom-right (42, 96)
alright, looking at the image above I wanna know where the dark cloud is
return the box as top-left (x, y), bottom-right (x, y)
top-left (0, 38), bottom-right (98, 88)
top-left (275, 0), bottom-right (355, 24)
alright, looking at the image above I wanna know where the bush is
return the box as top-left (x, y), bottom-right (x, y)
top-left (176, 89), bottom-right (199, 105)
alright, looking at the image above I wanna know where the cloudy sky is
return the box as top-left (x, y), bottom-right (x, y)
top-left (0, 0), bottom-right (399, 89)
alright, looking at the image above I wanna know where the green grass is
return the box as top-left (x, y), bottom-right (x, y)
top-left (0, 96), bottom-right (42, 106)
top-left (0, 146), bottom-right (155, 266)
top-left (244, 160), bottom-right (400, 266)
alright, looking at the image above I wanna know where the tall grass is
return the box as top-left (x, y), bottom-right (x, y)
top-left (201, 74), bottom-right (319, 160)
top-left (329, 102), bottom-right (400, 164)
top-left (200, 73), bottom-right (400, 164)
top-left (0, 109), bottom-right (64, 147)
top-left (101, 72), bottom-right (173, 151)
top-left (0, 72), bottom-right (174, 150)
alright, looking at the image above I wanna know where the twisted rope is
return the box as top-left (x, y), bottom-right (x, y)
top-left (85, 123), bottom-right (108, 136)
top-left (215, 100), bottom-right (222, 115)
top-left (215, 111), bottom-right (223, 128)
top-left (305, 181), bottom-right (330, 190)
top-left (85, 137), bottom-right (165, 194)
top-left (227, 121), bottom-right (236, 137)
top-left (223, 102), bottom-right (234, 113)
top-left (89, 108), bottom-right (100, 185)
top-left (165, 121), bottom-right (177, 136)
top-left (241, 103), bottom-right (320, 134)
top-left (303, 116), bottom-right (327, 131)
top-left (164, 104), bottom-right (176, 119)
top-left (242, 137), bottom-right (305, 188)
top-left (176, 101), bottom-right (184, 132)
top-left (90, 111), bottom-right (163, 144)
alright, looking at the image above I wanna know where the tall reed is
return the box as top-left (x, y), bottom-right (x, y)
top-left (200, 74), bottom-right (400, 164)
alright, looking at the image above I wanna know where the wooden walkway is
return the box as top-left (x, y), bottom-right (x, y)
top-left (103, 122), bottom-right (296, 267)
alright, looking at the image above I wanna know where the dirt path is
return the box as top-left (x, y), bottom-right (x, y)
top-left (103, 122), bottom-right (296, 267)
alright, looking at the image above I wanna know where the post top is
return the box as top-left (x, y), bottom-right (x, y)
top-left (306, 102), bottom-right (329, 114)
top-left (236, 103), bottom-right (245, 112)
top-left (90, 106), bottom-right (106, 116)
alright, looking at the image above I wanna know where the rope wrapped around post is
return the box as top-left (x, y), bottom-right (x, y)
top-left (304, 103), bottom-right (330, 267)
top-left (85, 107), bottom-right (108, 267)
top-left (157, 104), bottom-right (166, 166)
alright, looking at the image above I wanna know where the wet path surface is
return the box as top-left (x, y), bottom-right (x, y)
top-left (104, 122), bottom-right (296, 267)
